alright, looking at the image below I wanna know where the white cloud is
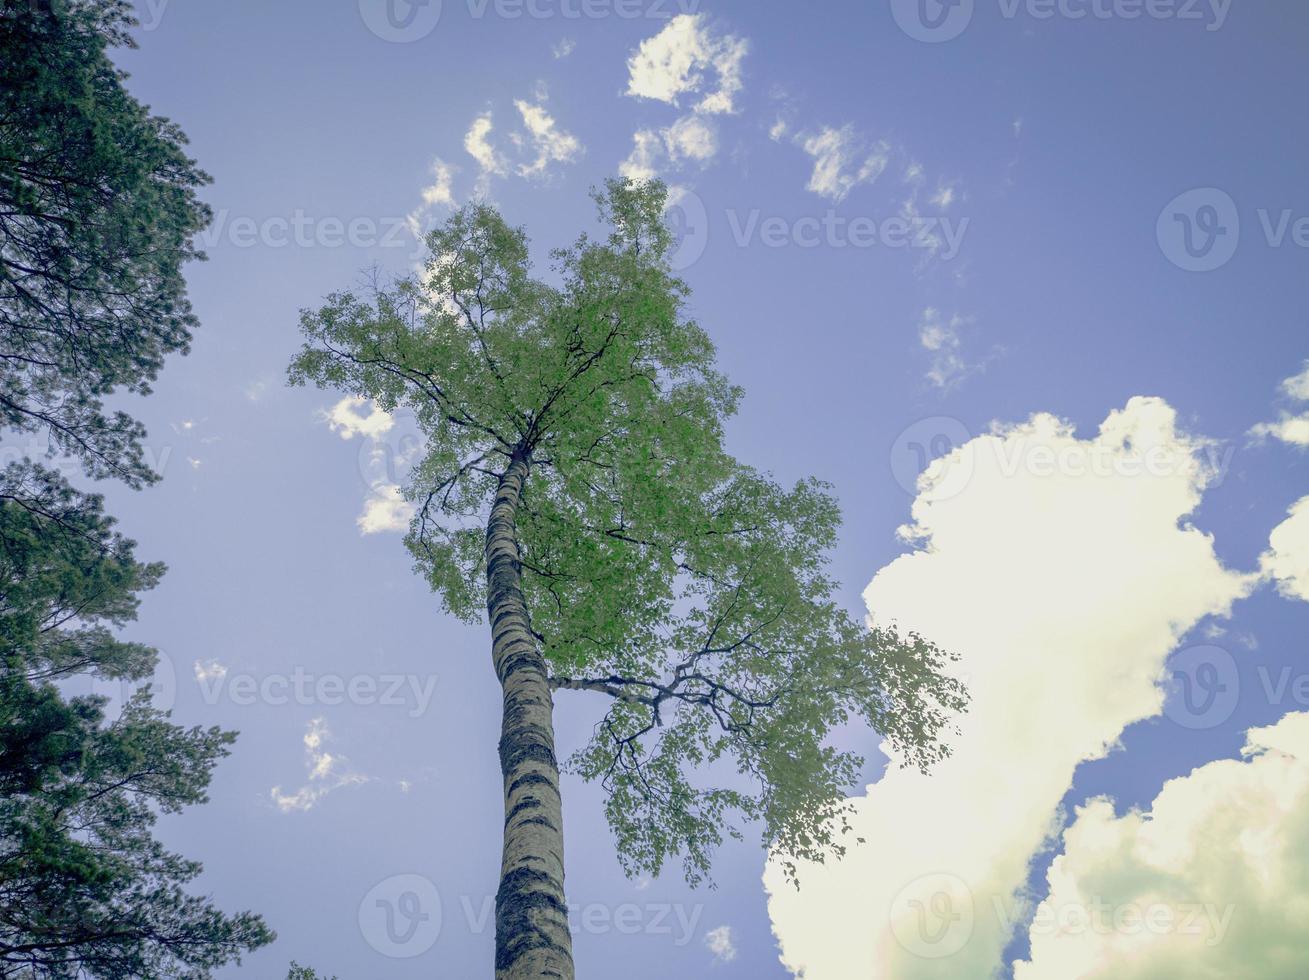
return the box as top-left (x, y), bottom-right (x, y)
top-left (552, 37), bottom-right (575, 59)
top-left (931, 183), bottom-right (958, 209)
top-left (407, 157), bottom-right (459, 241)
top-left (769, 118), bottom-right (789, 142)
top-left (625, 14), bottom-right (748, 115)
top-left (418, 157), bottom-right (456, 209)
top-left (465, 111), bottom-right (507, 192)
top-left (619, 18), bottom-right (737, 182)
top-left (358, 483), bottom-right (416, 536)
top-left (704, 925), bottom-right (737, 963)
top-left (664, 114), bottom-right (717, 163)
top-left (1250, 362), bottom-right (1309, 447)
top-left (1281, 361), bottom-right (1309, 400)
top-left (193, 659), bottom-right (227, 682)
top-left (513, 98), bottom-right (582, 179)
top-left (619, 115), bottom-right (718, 180)
top-left (799, 125), bottom-right (889, 202)
top-left (323, 399), bottom-right (418, 535)
top-left (918, 307), bottom-right (977, 390)
top-left (324, 396), bottom-right (394, 441)
top-left (271, 718), bottom-right (368, 813)
top-left (766, 397), bottom-right (1251, 980)
top-left (1252, 414), bottom-right (1309, 446)
top-left (1015, 710), bottom-right (1309, 980)
top-left (1262, 495), bottom-right (1309, 603)
top-left (619, 129), bottom-right (664, 182)
top-left (464, 99), bottom-right (581, 190)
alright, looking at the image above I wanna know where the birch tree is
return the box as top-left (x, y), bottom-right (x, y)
top-left (290, 179), bottom-right (966, 979)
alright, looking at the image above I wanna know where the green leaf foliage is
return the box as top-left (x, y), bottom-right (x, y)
top-left (0, 0), bottom-right (212, 486)
top-left (291, 178), bottom-right (968, 887)
top-left (0, 463), bottom-right (274, 976)
top-left (0, 4), bottom-right (269, 972)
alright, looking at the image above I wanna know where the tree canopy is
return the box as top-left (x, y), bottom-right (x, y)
top-left (0, 0), bottom-right (211, 487)
top-left (0, 2), bottom-right (270, 975)
top-left (0, 463), bottom-right (273, 977)
top-left (292, 179), bottom-right (967, 889)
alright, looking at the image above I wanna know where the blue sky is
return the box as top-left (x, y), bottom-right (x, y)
top-left (67, 1), bottom-right (1309, 976)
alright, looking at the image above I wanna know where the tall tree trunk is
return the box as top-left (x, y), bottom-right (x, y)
top-left (486, 451), bottom-right (574, 980)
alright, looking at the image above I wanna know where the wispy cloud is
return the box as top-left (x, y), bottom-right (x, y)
top-left (798, 125), bottom-right (889, 202)
top-left (918, 307), bottom-right (978, 390)
top-left (407, 157), bottom-right (458, 238)
top-left (464, 93), bottom-right (583, 193)
top-left (704, 925), bottom-right (737, 963)
top-left (513, 97), bottom-right (583, 178)
top-left (271, 718), bottom-right (368, 813)
top-left (1250, 361), bottom-right (1309, 447)
top-left (619, 115), bottom-right (718, 181)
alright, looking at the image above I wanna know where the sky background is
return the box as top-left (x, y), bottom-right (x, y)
top-left (51, 0), bottom-right (1309, 976)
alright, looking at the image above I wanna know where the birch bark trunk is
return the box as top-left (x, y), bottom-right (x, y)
top-left (486, 451), bottom-right (574, 980)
